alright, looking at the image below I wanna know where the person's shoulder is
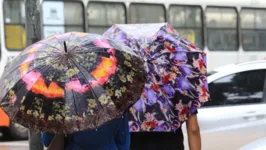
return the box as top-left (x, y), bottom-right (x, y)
top-left (114, 112), bottom-right (129, 122)
top-left (99, 113), bottom-right (127, 128)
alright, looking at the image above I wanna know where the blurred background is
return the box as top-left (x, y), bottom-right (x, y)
top-left (0, 0), bottom-right (266, 150)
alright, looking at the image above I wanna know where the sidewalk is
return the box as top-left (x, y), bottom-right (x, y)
top-left (0, 141), bottom-right (28, 150)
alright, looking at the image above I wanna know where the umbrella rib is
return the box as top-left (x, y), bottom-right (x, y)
top-left (75, 47), bottom-right (138, 65)
top-left (70, 48), bottom-right (144, 117)
top-left (66, 56), bottom-right (84, 118)
top-left (19, 47), bottom-right (59, 58)
top-left (3, 53), bottom-right (53, 74)
top-left (70, 58), bottom-right (101, 99)
top-left (51, 36), bottom-right (64, 50)
top-left (1, 56), bottom-right (56, 80)
top-left (63, 74), bottom-right (80, 127)
top-left (79, 37), bottom-right (95, 46)
top-left (79, 43), bottom-right (139, 57)
top-left (69, 80), bottom-right (79, 117)
top-left (2, 64), bottom-right (52, 98)
top-left (50, 32), bottom-right (74, 51)
top-left (5, 43), bottom-right (67, 78)
top-left (73, 46), bottom-right (128, 67)
top-left (108, 40), bottom-right (140, 56)
top-left (14, 41), bottom-right (62, 59)
top-left (2, 85), bottom-right (29, 121)
top-left (0, 78), bottom-right (28, 119)
top-left (36, 42), bottom-right (62, 51)
top-left (1, 65), bottom-right (51, 122)
top-left (68, 58), bottom-right (106, 114)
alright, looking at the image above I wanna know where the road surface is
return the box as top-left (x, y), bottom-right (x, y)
top-left (0, 141), bottom-right (28, 150)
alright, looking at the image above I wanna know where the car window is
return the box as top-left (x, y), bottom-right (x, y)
top-left (204, 69), bottom-right (266, 107)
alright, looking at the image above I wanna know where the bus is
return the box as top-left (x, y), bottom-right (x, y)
top-left (0, 0), bottom-right (266, 140)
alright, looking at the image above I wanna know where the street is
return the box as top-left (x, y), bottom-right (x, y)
top-left (0, 133), bottom-right (28, 150)
top-left (0, 140), bottom-right (28, 150)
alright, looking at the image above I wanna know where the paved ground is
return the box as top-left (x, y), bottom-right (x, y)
top-left (0, 141), bottom-right (28, 150)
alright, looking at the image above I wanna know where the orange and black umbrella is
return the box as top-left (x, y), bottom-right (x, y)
top-left (0, 32), bottom-right (145, 134)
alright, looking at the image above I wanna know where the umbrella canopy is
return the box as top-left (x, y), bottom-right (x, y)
top-left (104, 23), bottom-right (210, 132)
top-left (0, 32), bottom-right (145, 134)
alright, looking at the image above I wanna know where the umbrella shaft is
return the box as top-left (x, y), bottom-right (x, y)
top-left (64, 41), bottom-right (68, 53)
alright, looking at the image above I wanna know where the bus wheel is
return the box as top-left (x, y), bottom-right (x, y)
top-left (4, 123), bottom-right (28, 140)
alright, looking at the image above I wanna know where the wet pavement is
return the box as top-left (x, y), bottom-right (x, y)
top-left (0, 141), bottom-right (28, 150)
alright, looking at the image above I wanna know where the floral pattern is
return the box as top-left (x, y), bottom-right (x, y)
top-left (0, 32), bottom-right (145, 134)
top-left (104, 23), bottom-right (210, 132)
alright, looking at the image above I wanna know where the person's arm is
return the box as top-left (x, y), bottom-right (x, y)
top-left (41, 132), bottom-right (55, 147)
top-left (115, 112), bottom-right (130, 150)
top-left (186, 113), bottom-right (201, 150)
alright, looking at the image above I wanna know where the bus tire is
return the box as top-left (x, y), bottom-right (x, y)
top-left (7, 123), bottom-right (28, 140)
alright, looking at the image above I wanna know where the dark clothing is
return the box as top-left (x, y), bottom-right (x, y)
top-left (130, 129), bottom-right (184, 150)
top-left (41, 113), bottom-right (130, 150)
top-left (130, 110), bottom-right (198, 150)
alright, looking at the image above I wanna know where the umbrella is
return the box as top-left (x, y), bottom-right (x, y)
top-left (0, 32), bottom-right (145, 134)
top-left (104, 23), bottom-right (210, 132)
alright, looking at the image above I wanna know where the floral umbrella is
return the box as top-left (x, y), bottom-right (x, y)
top-left (104, 23), bottom-right (209, 132)
top-left (0, 32), bottom-right (145, 134)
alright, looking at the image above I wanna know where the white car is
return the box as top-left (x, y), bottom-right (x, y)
top-left (183, 60), bottom-right (266, 150)
top-left (239, 137), bottom-right (266, 150)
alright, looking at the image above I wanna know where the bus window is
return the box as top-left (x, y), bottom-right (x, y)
top-left (3, 0), bottom-right (26, 50)
top-left (168, 5), bottom-right (203, 49)
top-left (129, 4), bottom-right (165, 23)
top-left (206, 7), bottom-right (238, 51)
top-left (42, 1), bottom-right (85, 38)
top-left (241, 8), bottom-right (266, 51)
top-left (64, 2), bottom-right (84, 32)
top-left (87, 2), bottom-right (126, 34)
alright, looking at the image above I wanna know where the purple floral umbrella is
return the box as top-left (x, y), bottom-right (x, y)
top-left (104, 23), bottom-right (210, 132)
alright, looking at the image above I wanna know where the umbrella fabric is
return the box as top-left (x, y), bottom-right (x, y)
top-left (104, 23), bottom-right (209, 132)
top-left (0, 32), bottom-right (145, 134)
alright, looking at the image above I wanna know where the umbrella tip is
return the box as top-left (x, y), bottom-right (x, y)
top-left (63, 41), bottom-right (67, 53)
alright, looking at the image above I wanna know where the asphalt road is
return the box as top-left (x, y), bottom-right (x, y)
top-left (0, 141), bottom-right (28, 150)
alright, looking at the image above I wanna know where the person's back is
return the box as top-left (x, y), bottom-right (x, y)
top-left (42, 112), bottom-right (130, 150)
top-left (130, 111), bottom-right (201, 150)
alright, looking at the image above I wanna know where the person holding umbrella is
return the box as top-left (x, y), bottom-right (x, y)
top-left (104, 23), bottom-right (209, 150)
top-left (42, 112), bottom-right (130, 150)
top-left (0, 32), bottom-right (146, 150)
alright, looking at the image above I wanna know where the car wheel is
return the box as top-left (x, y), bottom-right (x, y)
top-left (6, 123), bottom-right (28, 140)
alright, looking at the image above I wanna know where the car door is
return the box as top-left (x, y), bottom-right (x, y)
top-left (183, 69), bottom-right (266, 150)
